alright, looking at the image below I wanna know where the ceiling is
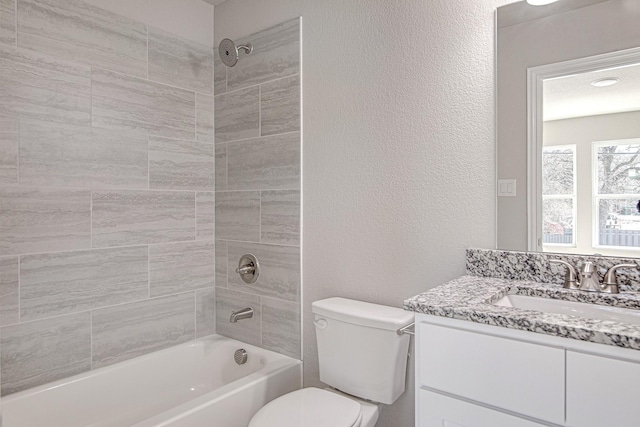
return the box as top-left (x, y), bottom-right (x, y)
top-left (544, 62), bottom-right (640, 121)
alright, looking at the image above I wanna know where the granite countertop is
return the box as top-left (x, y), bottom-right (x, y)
top-left (404, 275), bottom-right (640, 350)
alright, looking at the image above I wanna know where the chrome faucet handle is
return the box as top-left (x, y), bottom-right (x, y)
top-left (550, 259), bottom-right (579, 290)
top-left (601, 263), bottom-right (639, 294)
top-left (236, 265), bottom-right (255, 275)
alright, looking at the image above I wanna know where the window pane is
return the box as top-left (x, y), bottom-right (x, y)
top-left (597, 198), bottom-right (640, 248)
top-left (543, 197), bottom-right (574, 245)
top-left (542, 147), bottom-right (574, 195)
top-left (597, 144), bottom-right (640, 195)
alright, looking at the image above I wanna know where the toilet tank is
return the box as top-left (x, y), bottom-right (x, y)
top-left (311, 297), bottom-right (414, 405)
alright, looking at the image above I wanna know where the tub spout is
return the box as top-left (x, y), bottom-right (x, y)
top-left (230, 307), bottom-right (253, 323)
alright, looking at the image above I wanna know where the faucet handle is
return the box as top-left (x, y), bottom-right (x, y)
top-left (550, 259), bottom-right (579, 290)
top-left (602, 263), bottom-right (639, 293)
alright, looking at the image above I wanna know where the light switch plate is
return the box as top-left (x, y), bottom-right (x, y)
top-left (498, 179), bottom-right (516, 197)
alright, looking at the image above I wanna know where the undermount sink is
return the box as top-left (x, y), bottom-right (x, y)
top-left (495, 294), bottom-right (640, 325)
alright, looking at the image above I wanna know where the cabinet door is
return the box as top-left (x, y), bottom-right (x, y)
top-left (419, 389), bottom-right (546, 427)
top-left (418, 322), bottom-right (565, 424)
top-left (567, 351), bottom-right (640, 427)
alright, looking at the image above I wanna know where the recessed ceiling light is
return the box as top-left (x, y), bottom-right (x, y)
top-left (527, 0), bottom-right (560, 5)
top-left (591, 78), bottom-right (620, 87)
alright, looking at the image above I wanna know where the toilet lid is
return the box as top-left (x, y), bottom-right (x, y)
top-left (249, 388), bottom-right (362, 427)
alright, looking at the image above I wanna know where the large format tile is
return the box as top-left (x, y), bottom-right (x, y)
top-left (0, 312), bottom-right (91, 395)
top-left (227, 19), bottom-right (300, 91)
top-left (262, 297), bottom-right (300, 359)
top-left (196, 288), bottom-right (215, 338)
top-left (150, 241), bottom-right (214, 297)
top-left (0, 0), bottom-right (15, 46)
top-left (92, 293), bottom-right (195, 369)
top-left (92, 190), bottom-right (195, 248)
top-left (92, 68), bottom-right (195, 140)
top-left (215, 240), bottom-right (228, 288)
top-left (227, 132), bottom-right (300, 190)
top-left (149, 136), bottom-right (214, 191)
top-left (0, 187), bottom-right (91, 255)
top-left (215, 144), bottom-right (227, 191)
top-left (260, 75), bottom-right (300, 136)
top-left (0, 256), bottom-right (19, 326)
top-left (261, 190), bottom-right (300, 245)
top-left (215, 191), bottom-right (260, 241)
top-left (0, 129), bottom-right (17, 184)
top-left (214, 49), bottom-right (226, 95)
top-left (196, 93), bottom-right (214, 143)
top-left (196, 192), bottom-right (214, 241)
top-left (0, 45), bottom-right (91, 126)
top-left (20, 247), bottom-right (149, 321)
top-left (216, 288), bottom-right (261, 346)
top-left (214, 86), bottom-right (259, 143)
top-left (17, 0), bottom-right (146, 77)
top-left (227, 242), bottom-right (300, 302)
top-left (148, 27), bottom-right (213, 94)
top-left (19, 120), bottom-right (148, 189)
top-left (0, 115), bottom-right (16, 132)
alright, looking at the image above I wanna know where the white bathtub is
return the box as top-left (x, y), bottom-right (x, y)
top-left (2, 335), bottom-right (302, 427)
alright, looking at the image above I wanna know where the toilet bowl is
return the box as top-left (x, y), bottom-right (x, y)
top-left (248, 297), bottom-right (413, 427)
top-left (249, 387), bottom-right (379, 427)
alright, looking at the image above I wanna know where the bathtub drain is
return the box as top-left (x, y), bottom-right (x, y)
top-left (234, 348), bottom-right (248, 365)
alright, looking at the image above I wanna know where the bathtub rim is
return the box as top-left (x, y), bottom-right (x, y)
top-left (2, 334), bottom-right (301, 406)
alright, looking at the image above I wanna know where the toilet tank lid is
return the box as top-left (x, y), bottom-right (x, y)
top-left (312, 297), bottom-right (414, 331)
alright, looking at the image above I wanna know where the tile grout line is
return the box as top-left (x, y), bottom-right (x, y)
top-left (216, 73), bottom-right (299, 99)
top-left (1, 287), bottom-right (214, 330)
top-left (217, 130), bottom-right (300, 146)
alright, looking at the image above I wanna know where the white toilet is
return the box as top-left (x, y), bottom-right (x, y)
top-left (249, 297), bottom-right (414, 427)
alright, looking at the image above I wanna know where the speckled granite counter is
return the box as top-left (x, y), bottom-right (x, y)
top-left (404, 249), bottom-right (640, 350)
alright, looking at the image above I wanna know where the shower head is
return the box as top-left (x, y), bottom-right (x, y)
top-left (218, 38), bottom-right (253, 67)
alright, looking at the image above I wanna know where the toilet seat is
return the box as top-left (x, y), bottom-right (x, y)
top-left (249, 387), bottom-right (363, 427)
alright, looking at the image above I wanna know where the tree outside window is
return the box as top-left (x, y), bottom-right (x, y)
top-left (595, 141), bottom-right (640, 248)
top-left (542, 146), bottom-right (575, 246)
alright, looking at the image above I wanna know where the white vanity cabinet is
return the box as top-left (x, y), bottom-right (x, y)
top-left (415, 314), bottom-right (640, 427)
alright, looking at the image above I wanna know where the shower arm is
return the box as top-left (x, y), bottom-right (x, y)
top-left (237, 44), bottom-right (253, 54)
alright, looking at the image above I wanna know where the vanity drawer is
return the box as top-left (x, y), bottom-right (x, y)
top-left (566, 351), bottom-right (640, 427)
top-left (419, 389), bottom-right (547, 427)
top-left (418, 322), bottom-right (565, 424)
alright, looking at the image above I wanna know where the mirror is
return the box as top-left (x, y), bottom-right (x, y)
top-left (496, 0), bottom-right (640, 256)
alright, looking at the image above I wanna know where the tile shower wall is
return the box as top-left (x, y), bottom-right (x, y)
top-left (214, 18), bottom-right (301, 359)
top-left (0, 0), bottom-right (214, 396)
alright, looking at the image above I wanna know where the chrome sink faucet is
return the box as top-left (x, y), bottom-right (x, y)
top-left (550, 259), bottom-right (638, 294)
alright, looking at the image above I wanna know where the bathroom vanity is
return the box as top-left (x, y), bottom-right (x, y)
top-left (405, 249), bottom-right (640, 427)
